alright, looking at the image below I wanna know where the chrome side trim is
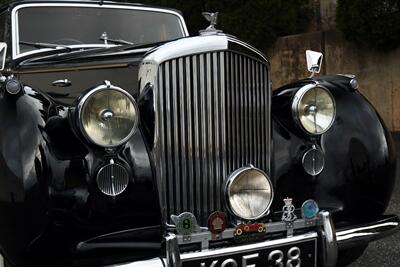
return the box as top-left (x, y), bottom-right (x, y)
top-left (319, 211), bottom-right (338, 267)
top-left (11, 3), bottom-right (189, 59)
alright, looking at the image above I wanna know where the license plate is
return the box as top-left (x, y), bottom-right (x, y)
top-left (183, 238), bottom-right (317, 267)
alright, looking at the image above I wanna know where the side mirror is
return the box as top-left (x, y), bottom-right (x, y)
top-left (306, 50), bottom-right (323, 77)
top-left (0, 43), bottom-right (7, 71)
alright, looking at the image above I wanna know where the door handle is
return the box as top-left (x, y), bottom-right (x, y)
top-left (52, 79), bottom-right (72, 87)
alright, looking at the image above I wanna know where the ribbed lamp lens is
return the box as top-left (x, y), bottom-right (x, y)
top-left (228, 168), bottom-right (273, 220)
top-left (298, 87), bottom-right (335, 134)
top-left (81, 89), bottom-right (138, 147)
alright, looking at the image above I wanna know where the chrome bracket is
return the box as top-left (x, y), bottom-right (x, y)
top-left (165, 233), bottom-right (182, 267)
top-left (318, 211), bottom-right (338, 267)
top-left (285, 222), bottom-right (294, 237)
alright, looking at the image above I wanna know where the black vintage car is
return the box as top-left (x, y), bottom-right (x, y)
top-left (0, 1), bottom-right (398, 266)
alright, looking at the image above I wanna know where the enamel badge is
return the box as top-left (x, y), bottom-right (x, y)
top-left (171, 212), bottom-right (200, 236)
top-left (208, 211), bottom-right (227, 235)
top-left (301, 199), bottom-right (319, 220)
top-left (282, 197), bottom-right (297, 223)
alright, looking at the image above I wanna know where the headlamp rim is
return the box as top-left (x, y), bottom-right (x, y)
top-left (224, 165), bottom-right (274, 221)
top-left (77, 81), bottom-right (139, 148)
top-left (291, 83), bottom-right (336, 135)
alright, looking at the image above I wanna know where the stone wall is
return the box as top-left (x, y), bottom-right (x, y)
top-left (266, 29), bottom-right (400, 132)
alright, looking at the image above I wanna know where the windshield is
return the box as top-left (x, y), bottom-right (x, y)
top-left (15, 5), bottom-right (186, 57)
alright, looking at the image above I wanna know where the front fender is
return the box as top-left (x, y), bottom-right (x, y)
top-left (271, 76), bottom-right (396, 222)
top-left (0, 85), bottom-right (53, 266)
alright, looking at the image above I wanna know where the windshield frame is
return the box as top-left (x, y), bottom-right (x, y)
top-left (11, 3), bottom-right (189, 59)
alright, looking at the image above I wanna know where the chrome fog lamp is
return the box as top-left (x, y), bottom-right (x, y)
top-left (77, 81), bottom-right (139, 147)
top-left (225, 166), bottom-right (273, 221)
top-left (292, 84), bottom-right (336, 135)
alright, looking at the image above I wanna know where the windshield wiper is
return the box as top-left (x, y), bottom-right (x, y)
top-left (20, 41), bottom-right (72, 51)
top-left (99, 32), bottom-right (134, 45)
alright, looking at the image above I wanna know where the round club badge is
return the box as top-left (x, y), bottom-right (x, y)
top-left (171, 212), bottom-right (198, 236)
top-left (208, 211), bottom-right (226, 234)
top-left (301, 199), bottom-right (319, 220)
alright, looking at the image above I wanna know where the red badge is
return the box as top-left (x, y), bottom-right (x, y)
top-left (208, 212), bottom-right (226, 234)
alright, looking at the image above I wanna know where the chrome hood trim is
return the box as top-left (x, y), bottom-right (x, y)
top-left (139, 34), bottom-right (268, 93)
top-left (142, 34), bottom-right (267, 65)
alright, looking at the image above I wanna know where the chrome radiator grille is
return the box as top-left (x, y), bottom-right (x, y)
top-left (155, 51), bottom-right (270, 225)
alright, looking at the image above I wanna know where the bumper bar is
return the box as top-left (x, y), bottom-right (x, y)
top-left (113, 213), bottom-right (399, 267)
top-left (336, 214), bottom-right (400, 250)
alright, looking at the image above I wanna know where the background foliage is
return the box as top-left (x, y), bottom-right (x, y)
top-left (336, 0), bottom-right (400, 50)
top-left (120, 0), bottom-right (309, 51)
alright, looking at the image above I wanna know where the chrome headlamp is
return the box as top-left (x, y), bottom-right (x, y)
top-left (292, 84), bottom-right (336, 135)
top-left (77, 81), bottom-right (139, 147)
top-left (225, 166), bottom-right (274, 221)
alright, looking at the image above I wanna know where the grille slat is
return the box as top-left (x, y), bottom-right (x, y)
top-left (185, 56), bottom-right (195, 213)
top-left (156, 51), bottom-right (270, 225)
top-left (164, 62), bottom-right (175, 216)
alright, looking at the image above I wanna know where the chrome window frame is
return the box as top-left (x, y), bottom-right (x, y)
top-left (11, 3), bottom-right (189, 59)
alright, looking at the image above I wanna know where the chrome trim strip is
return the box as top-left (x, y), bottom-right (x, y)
top-left (206, 52), bottom-right (213, 210)
top-left (156, 64), bottom-right (167, 218)
top-left (11, 3), bottom-right (189, 59)
top-left (226, 36), bottom-right (268, 62)
top-left (178, 57), bottom-right (187, 212)
top-left (193, 55), bottom-right (201, 215)
top-left (199, 53), bottom-right (208, 216)
top-left (172, 59), bottom-right (181, 212)
top-left (185, 56), bottom-right (195, 213)
top-left (164, 62), bottom-right (174, 216)
top-left (142, 35), bottom-right (228, 65)
top-left (255, 61), bottom-right (261, 168)
top-left (219, 51), bottom-right (226, 208)
top-left (180, 232), bottom-right (318, 261)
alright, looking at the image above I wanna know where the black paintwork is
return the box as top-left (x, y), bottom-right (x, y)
top-left (271, 76), bottom-right (396, 224)
top-left (0, 1), bottom-right (396, 266)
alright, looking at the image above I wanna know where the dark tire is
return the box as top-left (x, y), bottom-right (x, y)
top-left (336, 245), bottom-right (368, 267)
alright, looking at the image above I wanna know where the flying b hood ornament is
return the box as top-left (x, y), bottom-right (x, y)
top-left (200, 12), bottom-right (223, 35)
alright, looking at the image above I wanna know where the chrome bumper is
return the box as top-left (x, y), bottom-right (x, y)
top-left (113, 213), bottom-right (399, 267)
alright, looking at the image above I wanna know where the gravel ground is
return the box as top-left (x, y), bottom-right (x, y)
top-left (349, 134), bottom-right (400, 267)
